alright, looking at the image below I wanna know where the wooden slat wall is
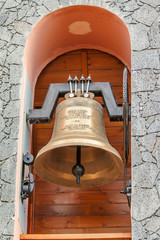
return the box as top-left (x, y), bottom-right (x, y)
top-left (30, 50), bottom-right (131, 235)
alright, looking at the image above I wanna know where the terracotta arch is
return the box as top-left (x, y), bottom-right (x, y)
top-left (14, 6), bottom-right (132, 238)
top-left (14, 6), bottom-right (132, 239)
top-left (24, 5), bottom-right (131, 92)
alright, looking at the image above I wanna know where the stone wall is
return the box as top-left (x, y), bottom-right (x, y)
top-left (103, 2), bottom-right (160, 238)
top-left (0, 0), bottom-right (160, 239)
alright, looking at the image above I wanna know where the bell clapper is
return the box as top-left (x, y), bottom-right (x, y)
top-left (68, 75), bottom-right (74, 98)
top-left (74, 75), bottom-right (79, 95)
top-left (72, 146), bottom-right (85, 184)
top-left (84, 74), bottom-right (91, 98)
top-left (80, 74), bottom-right (85, 95)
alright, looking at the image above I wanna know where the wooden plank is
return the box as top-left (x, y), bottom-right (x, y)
top-left (34, 192), bottom-right (128, 205)
top-left (35, 70), bottom-right (127, 89)
top-left (21, 232), bottom-right (132, 240)
top-left (32, 125), bottom-right (38, 159)
top-left (36, 71), bottom-right (82, 89)
top-left (35, 179), bottom-right (125, 193)
top-left (81, 50), bottom-right (88, 78)
top-left (33, 215), bottom-right (131, 229)
top-left (35, 204), bottom-right (130, 216)
top-left (87, 53), bottom-right (123, 70)
top-left (27, 186), bottom-right (36, 234)
top-left (88, 70), bottom-right (123, 86)
top-left (41, 54), bottom-right (81, 73)
top-left (30, 227), bottom-right (131, 235)
top-left (21, 233), bottom-right (131, 239)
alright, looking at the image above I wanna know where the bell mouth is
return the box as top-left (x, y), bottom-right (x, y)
top-left (34, 137), bottom-right (123, 188)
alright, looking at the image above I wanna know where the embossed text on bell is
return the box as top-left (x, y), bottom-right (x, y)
top-left (34, 80), bottom-right (123, 187)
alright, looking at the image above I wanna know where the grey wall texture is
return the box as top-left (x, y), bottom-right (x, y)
top-left (0, 0), bottom-right (160, 239)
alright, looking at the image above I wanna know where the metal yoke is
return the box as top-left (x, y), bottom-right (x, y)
top-left (27, 82), bottom-right (131, 124)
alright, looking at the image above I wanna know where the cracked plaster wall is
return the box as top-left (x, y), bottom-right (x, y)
top-left (0, 0), bottom-right (160, 239)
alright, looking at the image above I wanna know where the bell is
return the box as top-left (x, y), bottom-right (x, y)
top-left (34, 92), bottom-right (123, 187)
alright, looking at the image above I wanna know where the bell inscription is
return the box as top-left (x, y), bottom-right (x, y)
top-left (66, 109), bottom-right (91, 120)
top-left (62, 108), bottom-right (91, 131)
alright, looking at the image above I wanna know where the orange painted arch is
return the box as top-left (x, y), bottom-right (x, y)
top-left (24, 5), bottom-right (131, 91)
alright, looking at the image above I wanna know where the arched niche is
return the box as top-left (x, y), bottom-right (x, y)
top-left (19, 4), bottom-right (131, 237)
top-left (24, 5), bottom-right (131, 93)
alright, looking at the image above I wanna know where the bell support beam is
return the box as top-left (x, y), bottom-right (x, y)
top-left (27, 82), bottom-right (131, 124)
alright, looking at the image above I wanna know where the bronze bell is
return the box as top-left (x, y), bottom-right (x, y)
top-left (34, 90), bottom-right (123, 187)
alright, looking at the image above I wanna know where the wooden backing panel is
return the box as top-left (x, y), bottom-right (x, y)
top-left (35, 70), bottom-right (124, 89)
top-left (88, 70), bottom-right (123, 86)
top-left (35, 204), bottom-right (130, 216)
top-left (31, 228), bottom-right (131, 235)
top-left (41, 54), bottom-right (82, 73)
top-left (31, 230), bottom-right (131, 235)
top-left (35, 179), bottom-right (125, 193)
top-left (33, 215), bottom-right (131, 229)
top-left (33, 229), bottom-right (132, 235)
top-left (36, 71), bottom-right (82, 89)
top-left (32, 123), bottom-right (38, 159)
top-left (81, 50), bottom-right (88, 78)
top-left (21, 232), bottom-right (132, 239)
top-left (87, 52), bottom-right (123, 70)
top-left (34, 192), bottom-right (128, 205)
top-left (35, 128), bottom-right (52, 144)
top-left (28, 189), bottom-right (35, 234)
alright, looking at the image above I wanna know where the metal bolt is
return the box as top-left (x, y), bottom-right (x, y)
top-left (84, 74), bottom-right (91, 98)
top-left (68, 75), bottom-right (74, 98)
top-left (80, 74), bottom-right (85, 94)
top-left (74, 75), bottom-right (79, 94)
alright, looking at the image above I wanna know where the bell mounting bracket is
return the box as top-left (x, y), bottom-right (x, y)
top-left (21, 153), bottom-right (35, 200)
top-left (27, 82), bottom-right (131, 124)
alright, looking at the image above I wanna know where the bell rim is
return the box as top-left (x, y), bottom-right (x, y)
top-left (34, 137), bottom-right (124, 187)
